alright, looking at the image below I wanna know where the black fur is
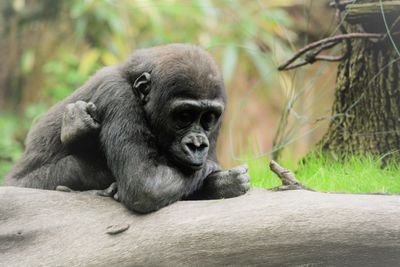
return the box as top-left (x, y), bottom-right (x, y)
top-left (6, 44), bottom-right (250, 213)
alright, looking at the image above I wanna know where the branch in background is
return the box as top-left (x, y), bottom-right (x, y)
top-left (279, 1), bottom-right (400, 71)
top-left (329, 0), bottom-right (357, 10)
top-left (269, 160), bottom-right (311, 191)
top-left (277, 32), bottom-right (397, 71)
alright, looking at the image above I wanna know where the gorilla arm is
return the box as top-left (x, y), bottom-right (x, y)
top-left (102, 133), bottom-right (215, 213)
top-left (98, 92), bottom-right (215, 213)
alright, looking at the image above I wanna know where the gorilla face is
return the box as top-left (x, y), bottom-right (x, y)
top-left (167, 99), bottom-right (224, 170)
top-left (131, 46), bottom-right (226, 172)
top-left (134, 73), bottom-right (225, 171)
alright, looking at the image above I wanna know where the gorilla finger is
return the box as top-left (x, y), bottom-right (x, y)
top-left (65, 104), bottom-right (76, 117)
top-left (86, 102), bottom-right (97, 116)
top-left (86, 104), bottom-right (100, 125)
top-left (66, 103), bottom-right (75, 111)
top-left (75, 100), bottom-right (87, 108)
top-left (103, 182), bottom-right (118, 196)
top-left (80, 110), bottom-right (99, 126)
top-left (114, 192), bottom-right (120, 201)
top-left (228, 165), bottom-right (248, 175)
top-left (94, 189), bottom-right (114, 197)
top-left (84, 117), bottom-right (100, 129)
top-left (241, 182), bottom-right (250, 192)
top-left (56, 185), bottom-right (73, 192)
top-left (238, 173), bottom-right (250, 183)
top-left (96, 190), bottom-right (110, 197)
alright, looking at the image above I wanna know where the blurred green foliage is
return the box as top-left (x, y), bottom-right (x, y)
top-left (0, 0), bottom-right (295, 183)
top-left (1, 1), bottom-right (396, 193)
top-left (0, 114), bottom-right (22, 182)
top-left (0, 103), bottom-right (48, 183)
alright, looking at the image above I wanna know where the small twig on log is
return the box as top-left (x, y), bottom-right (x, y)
top-left (269, 160), bottom-right (311, 191)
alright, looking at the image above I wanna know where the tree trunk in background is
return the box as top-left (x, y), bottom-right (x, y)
top-left (0, 0), bottom-right (20, 111)
top-left (320, 0), bottom-right (400, 159)
top-left (0, 0), bottom-right (62, 112)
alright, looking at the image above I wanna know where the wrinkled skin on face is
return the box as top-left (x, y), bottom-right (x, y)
top-left (165, 99), bottom-right (223, 170)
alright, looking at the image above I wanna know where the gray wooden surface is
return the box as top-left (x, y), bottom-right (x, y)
top-left (1, 186), bottom-right (400, 266)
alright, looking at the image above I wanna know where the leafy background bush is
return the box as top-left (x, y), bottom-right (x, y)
top-left (2, 0), bottom-right (398, 192)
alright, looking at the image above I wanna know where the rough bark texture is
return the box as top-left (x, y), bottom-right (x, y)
top-left (1, 186), bottom-right (400, 267)
top-left (320, 0), bottom-right (400, 158)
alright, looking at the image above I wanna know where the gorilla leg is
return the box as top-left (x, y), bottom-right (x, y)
top-left (13, 154), bottom-right (114, 190)
top-left (10, 100), bottom-right (114, 194)
top-left (56, 181), bottom-right (118, 198)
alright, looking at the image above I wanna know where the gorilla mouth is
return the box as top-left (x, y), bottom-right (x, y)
top-left (171, 154), bottom-right (204, 170)
top-left (187, 162), bottom-right (203, 168)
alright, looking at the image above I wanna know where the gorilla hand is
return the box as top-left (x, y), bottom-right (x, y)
top-left (200, 165), bottom-right (250, 199)
top-left (61, 101), bottom-right (100, 146)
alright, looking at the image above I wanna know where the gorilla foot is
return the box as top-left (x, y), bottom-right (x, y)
top-left (55, 182), bottom-right (119, 199)
top-left (96, 182), bottom-right (119, 199)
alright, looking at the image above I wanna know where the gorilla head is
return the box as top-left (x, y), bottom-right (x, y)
top-left (129, 45), bottom-right (226, 171)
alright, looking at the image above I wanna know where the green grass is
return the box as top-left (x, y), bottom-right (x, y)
top-left (247, 153), bottom-right (400, 194)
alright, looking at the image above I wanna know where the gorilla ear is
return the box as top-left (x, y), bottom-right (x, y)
top-left (133, 72), bottom-right (151, 103)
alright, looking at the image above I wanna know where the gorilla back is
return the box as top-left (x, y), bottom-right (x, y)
top-left (5, 44), bottom-right (250, 213)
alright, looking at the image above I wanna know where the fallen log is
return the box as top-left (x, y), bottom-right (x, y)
top-left (1, 186), bottom-right (400, 266)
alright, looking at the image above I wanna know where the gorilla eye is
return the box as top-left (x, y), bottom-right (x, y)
top-left (201, 112), bottom-right (219, 130)
top-left (175, 110), bottom-right (195, 127)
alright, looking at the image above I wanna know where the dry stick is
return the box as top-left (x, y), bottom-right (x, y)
top-left (269, 160), bottom-right (311, 191)
top-left (279, 1), bottom-right (400, 71)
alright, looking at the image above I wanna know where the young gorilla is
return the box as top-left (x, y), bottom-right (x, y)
top-left (5, 44), bottom-right (250, 213)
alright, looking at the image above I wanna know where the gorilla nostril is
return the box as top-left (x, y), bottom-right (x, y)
top-left (187, 142), bottom-right (208, 153)
top-left (199, 143), bottom-right (208, 150)
top-left (187, 143), bottom-right (196, 152)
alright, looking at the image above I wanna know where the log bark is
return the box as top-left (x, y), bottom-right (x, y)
top-left (1, 186), bottom-right (400, 267)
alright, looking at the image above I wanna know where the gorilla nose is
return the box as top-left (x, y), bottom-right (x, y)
top-left (182, 134), bottom-right (209, 155)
